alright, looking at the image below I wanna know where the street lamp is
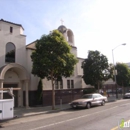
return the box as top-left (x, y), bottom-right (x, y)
top-left (112, 43), bottom-right (126, 99)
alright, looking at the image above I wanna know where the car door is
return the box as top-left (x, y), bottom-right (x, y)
top-left (91, 94), bottom-right (98, 106)
top-left (96, 94), bottom-right (103, 105)
top-left (92, 94), bottom-right (102, 105)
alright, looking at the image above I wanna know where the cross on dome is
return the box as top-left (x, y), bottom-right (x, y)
top-left (60, 19), bottom-right (64, 25)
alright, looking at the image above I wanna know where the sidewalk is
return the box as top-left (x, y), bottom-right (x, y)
top-left (14, 104), bottom-right (69, 118)
top-left (13, 95), bottom-right (123, 118)
top-left (107, 93), bottom-right (123, 102)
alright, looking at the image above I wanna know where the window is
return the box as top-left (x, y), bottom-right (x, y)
top-left (5, 42), bottom-right (15, 63)
top-left (55, 80), bottom-right (58, 89)
top-left (67, 80), bottom-right (70, 89)
top-left (55, 80), bottom-right (63, 89)
top-left (71, 80), bottom-right (74, 88)
top-left (10, 27), bottom-right (13, 33)
top-left (93, 95), bottom-right (99, 98)
top-left (67, 80), bottom-right (74, 89)
top-left (60, 80), bottom-right (63, 89)
top-left (82, 94), bottom-right (92, 99)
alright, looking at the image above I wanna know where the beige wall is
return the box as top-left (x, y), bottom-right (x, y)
top-left (70, 47), bottom-right (77, 57)
top-left (77, 58), bottom-right (84, 76)
top-left (26, 49), bottom-right (39, 90)
top-left (0, 21), bottom-right (26, 68)
top-left (4, 70), bottom-right (20, 83)
top-left (42, 78), bottom-right (52, 90)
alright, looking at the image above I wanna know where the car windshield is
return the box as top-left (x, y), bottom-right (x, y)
top-left (82, 94), bottom-right (93, 99)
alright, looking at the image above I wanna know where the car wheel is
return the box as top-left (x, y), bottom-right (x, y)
top-left (86, 102), bottom-right (91, 109)
top-left (101, 100), bottom-right (105, 106)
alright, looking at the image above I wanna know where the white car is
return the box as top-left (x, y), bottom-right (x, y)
top-left (69, 93), bottom-right (107, 109)
top-left (124, 93), bottom-right (130, 98)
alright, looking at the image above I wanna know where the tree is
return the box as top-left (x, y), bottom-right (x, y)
top-left (82, 50), bottom-right (109, 91)
top-left (115, 63), bottom-right (130, 94)
top-left (31, 30), bottom-right (78, 109)
top-left (36, 79), bottom-right (43, 105)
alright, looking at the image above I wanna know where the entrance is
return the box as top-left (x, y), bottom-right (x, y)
top-left (3, 84), bottom-right (18, 107)
top-left (0, 63), bottom-right (30, 107)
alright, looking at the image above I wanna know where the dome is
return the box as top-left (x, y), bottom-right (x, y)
top-left (58, 25), bottom-right (67, 33)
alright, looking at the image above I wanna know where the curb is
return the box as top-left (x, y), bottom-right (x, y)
top-left (14, 106), bottom-right (70, 118)
top-left (15, 99), bottom-right (121, 118)
top-left (1, 99), bottom-right (124, 122)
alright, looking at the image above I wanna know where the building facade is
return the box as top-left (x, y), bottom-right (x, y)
top-left (0, 19), bottom-right (86, 107)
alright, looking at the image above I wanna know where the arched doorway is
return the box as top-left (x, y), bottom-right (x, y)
top-left (0, 63), bottom-right (30, 107)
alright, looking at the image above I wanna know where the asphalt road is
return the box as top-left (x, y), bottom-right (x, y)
top-left (1, 99), bottom-right (130, 130)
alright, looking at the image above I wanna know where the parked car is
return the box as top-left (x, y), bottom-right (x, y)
top-left (69, 93), bottom-right (107, 109)
top-left (124, 92), bottom-right (130, 99)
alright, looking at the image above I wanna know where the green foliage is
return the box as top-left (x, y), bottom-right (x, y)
top-left (82, 50), bottom-right (109, 89)
top-left (36, 79), bottom-right (43, 104)
top-left (108, 63), bottom-right (114, 79)
top-left (31, 30), bottom-right (78, 80)
top-left (31, 30), bottom-right (78, 109)
top-left (83, 88), bottom-right (96, 94)
top-left (115, 63), bottom-right (130, 87)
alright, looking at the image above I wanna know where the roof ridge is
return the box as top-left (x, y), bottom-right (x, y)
top-left (0, 19), bottom-right (24, 30)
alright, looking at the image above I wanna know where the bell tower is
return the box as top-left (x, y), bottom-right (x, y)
top-left (58, 25), bottom-right (75, 46)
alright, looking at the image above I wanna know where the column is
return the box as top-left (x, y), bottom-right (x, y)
top-left (18, 81), bottom-right (23, 107)
top-left (25, 80), bottom-right (29, 108)
top-left (0, 80), bottom-right (3, 99)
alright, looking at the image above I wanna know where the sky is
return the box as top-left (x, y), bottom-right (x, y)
top-left (0, 0), bottom-right (130, 64)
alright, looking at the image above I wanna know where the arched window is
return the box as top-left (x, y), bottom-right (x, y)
top-left (67, 30), bottom-right (73, 43)
top-left (5, 42), bottom-right (15, 62)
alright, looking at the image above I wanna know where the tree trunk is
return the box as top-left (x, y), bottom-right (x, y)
top-left (122, 81), bottom-right (124, 97)
top-left (98, 81), bottom-right (100, 93)
top-left (51, 77), bottom-right (55, 110)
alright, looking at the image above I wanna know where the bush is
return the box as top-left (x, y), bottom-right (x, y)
top-left (83, 88), bottom-right (96, 94)
top-left (36, 79), bottom-right (43, 105)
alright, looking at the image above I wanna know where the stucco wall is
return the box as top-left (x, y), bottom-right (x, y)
top-left (4, 70), bottom-right (20, 83)
top-left (70, 47), bottom-right (77, 57)
top-left (77, 58), bottom-right (84, 76)
top-left (26, 49), bottom-right (39, 90)
top-left (0, 21), bottom-right (26, 68)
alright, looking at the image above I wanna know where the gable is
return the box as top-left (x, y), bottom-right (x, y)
top-left (26, 41), bottom-right (36, 50)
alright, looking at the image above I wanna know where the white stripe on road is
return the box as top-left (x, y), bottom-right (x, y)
top-left (30, 106), bottom-right (118, 130)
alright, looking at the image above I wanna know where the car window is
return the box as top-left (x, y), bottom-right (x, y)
top-left (82, 94), bottom-right (92, 99)
top-left (93, 95), bottom-right (98, 98)
top-left (93, 94), bottom-right (102, 98)
top-left (97, 94), bottom-right (102, 98)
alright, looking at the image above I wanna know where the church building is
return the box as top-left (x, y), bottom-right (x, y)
top-left (0, 19), bottom-right (86, 107)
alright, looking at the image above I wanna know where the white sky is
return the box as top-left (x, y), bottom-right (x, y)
top-left (1, 0), bottom-right (130, 63)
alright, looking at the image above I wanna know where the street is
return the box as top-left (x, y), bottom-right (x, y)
top-left (1, 99), bottom-right (130, 130)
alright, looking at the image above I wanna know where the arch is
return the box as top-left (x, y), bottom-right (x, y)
top-left (67, 29), bottom-right (74, 44)
top-left (5, 42), bottom-right (16, 63)
top-left (0, 63), bottom-right (29, 80)
top-left (0, 63), bottom-right (30, 107)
